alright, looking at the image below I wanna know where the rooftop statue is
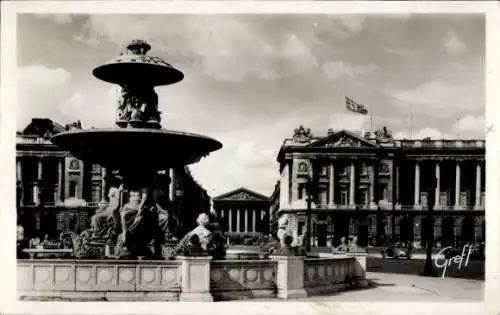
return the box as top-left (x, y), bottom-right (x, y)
top-left (374, 126), bottom-right (393, 143)
top-left (292, 125), bottom-right (313, 143)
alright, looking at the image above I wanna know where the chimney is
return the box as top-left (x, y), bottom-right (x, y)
top-left (327, 128), bottom-right (334, 136)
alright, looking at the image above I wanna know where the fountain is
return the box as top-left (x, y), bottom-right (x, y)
top-left (17, 40), bottom-right (369, 301)
top-left (50, 39), bottom-right (222, 260)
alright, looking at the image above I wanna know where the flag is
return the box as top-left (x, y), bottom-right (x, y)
top-left (345, 96), bottom-right (368, 115)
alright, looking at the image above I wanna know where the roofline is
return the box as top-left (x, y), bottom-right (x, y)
top-left (213, 186), bottom-right (270, 201)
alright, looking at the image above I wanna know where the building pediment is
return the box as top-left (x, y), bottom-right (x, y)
top-left (307, 130), bottom-right (380, 149)
top-left (214, 187), bottom-right (269, 202)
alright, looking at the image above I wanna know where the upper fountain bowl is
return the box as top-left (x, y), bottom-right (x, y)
top-left (50, 128), bottom-right (222, 171)
top-left (92, 39), bottom-right (184, 86)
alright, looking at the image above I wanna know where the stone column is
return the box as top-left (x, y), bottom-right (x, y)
top-left (236, 209), bottom-right (241, 232)
top-left (349, 161), bottom-right (356, 209)
top-left (252, 209), bottom-right (256, 232)
top-left (434, 161), bottom-right (441, 210)
top-left (16, 159), bottom-right (22, 183)
top-left (270, 255), bottom-right (307, 299)
top-left (168, 168), bottom-right (175, 202)
top-left (34, 158), bottom-right (43, 205)
top-left (244, 209), bottom-right (248, 233)
top-left (280, 161), bottom-right (291, 209)
top-left (369, 163), bottom-right (377, 209)
top-left (178, 256), bottom-right (213, 302)
top-left (395, 164), bottom-right (401, 210)
top-left (55, 158), bottom-right (63, 204)
top-left (17, 159), bottom-right (23, 206)
top-left (474, 162), bottom-right (482, 210)
top-left (228, 209), bottom-right (232, 232)
top-left (328, 162), bottom-right (336, 208)
top-left (414, 161), bottom-right (421, 209)
top-left (100, 166), bottom-right (107, 202)
top-left (454, 161), bottom-right (462, 210)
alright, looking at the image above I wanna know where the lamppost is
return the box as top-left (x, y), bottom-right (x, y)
top-left (421, 175), bottom-right (438, 277)
top-left (305, 177), bottom-right (316, 254)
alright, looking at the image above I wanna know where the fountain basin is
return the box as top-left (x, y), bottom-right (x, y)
top-left (51, 128), bottom-right (222, 170)
top-left (93, 60), bottom-right (184, 86)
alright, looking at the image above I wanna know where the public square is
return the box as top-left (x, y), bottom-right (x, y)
top-left (11, 11), bottom-right (486, 304)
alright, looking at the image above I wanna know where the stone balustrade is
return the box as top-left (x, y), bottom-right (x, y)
top-left (17, 259), bottom-right (181, 301)
top-left (17, 252), bottom-right (368, 301)
top-left (303, 255), bottom-right (355, 295)
top-left (210, 259), bottom-right (277, 300)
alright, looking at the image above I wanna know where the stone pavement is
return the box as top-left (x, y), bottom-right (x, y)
top-left (243, 272), bottom-right (484, 302)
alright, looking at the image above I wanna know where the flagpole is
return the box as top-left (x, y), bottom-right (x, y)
top-left (369, 103), bottom-right (373, 133)
top-left (456, 103), bottom-right (460, 139)
top-left (409, 104), bottom-right (414, 139)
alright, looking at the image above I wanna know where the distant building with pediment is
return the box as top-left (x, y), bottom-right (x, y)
top-left (270, 126), bottom-right (485, 249)
top-left (213, 187), bottom-right (270, 238)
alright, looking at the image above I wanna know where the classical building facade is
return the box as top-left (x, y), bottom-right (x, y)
top-left (271, 126), bottom-right (485, 248)
top-left (16, 118), bottom-right (211, 240)
top-left (213, 187), bottom-right (270, 237)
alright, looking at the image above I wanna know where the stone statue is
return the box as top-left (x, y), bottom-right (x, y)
top-left (348, 236), bottom-right (361, 252)
top-left (174, 213), bottom-right (212, 256)
top-left (90, 183), bottom-right (123, 241)
top-left (116, 84), bottom-right (161, 128)
top-left (277, 215), bottom-right (289, 247)
top-left (292, 125), bottom-right (313, 143)
top-left (334, 236), bottom-right (348, 252)
top-left (374, 126), bottom-right (393, 143)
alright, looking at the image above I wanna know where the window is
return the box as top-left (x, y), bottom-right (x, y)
top-left (298, 222), bottom-right (305, 235)
top-left (69, 182), bottom-right (78, 198)
top-left (91, 164), bottom-right (101, 174)
top-left (91, 181), bottom-right (101, 203)
top-left (360, 164), bottom-right (368, 175)
top-left (340, 189), bottom-right (348, 205)
top-left (318, 189), bottom-right (328, 206)
top-left (359, 189), bottom-right (368, 206)
top-left (320, 165), bottom-right (328, 176)
top-left (298, 183), bottom-right (306, 199)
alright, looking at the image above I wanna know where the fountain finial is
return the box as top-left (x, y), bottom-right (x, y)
top-left (127, 39), bottom-right (151, 55)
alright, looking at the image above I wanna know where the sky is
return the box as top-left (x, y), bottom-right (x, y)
top-left (17, 13), bottom-right (485, 197)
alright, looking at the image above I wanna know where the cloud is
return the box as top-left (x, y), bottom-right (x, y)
top-left (394, 127), bottom-right (451, 140)
top-left (328, 112), bottom-right (368, 132)
top-left (81, 15), bottom-right (318, 82)
top-left (443, 30), bottom-right (467, 56)
top-left (453, 114), bottom-right (485, 138)
top-left (35, 14), bottom-right (73, 25)
top-left (330, 16), bottom-right (366, 38)
top-left (381, 79), bottom-right (482, 117)
top-left (383, 47), bottom-right (415, 59)
top-left (18, 65), bottom-right (72, 129)
top-left (322, 61), bottom-right (378, 79)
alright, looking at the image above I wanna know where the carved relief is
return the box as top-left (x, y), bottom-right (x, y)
top-left (297, 161), bottom-right (308, 173)
top-left (378, 163), bottom-right (390, 174)
top-left (325, 135), bottom-right (363, 148)
top-left (223, 191), bottom-right (262, 201)
top-left (69, 159), bottom-right (80, 171)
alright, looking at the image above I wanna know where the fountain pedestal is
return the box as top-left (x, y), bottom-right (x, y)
top-left (178, 256), bottom-right (213, 302)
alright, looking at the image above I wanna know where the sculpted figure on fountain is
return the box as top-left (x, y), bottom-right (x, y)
top-left (173, 213), bottom-right (227, 259)
top-left (117, 84), bottom-right (161, 128)
top-left (89, 179), bottom-right (123, 242)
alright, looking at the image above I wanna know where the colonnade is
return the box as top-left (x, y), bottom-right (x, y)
top-left (16, 157), bottom-right (65, 206)
top-left (413, 160), bottom-right (483, 210)
top-left (220, 208), bottom-right (263, 233)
